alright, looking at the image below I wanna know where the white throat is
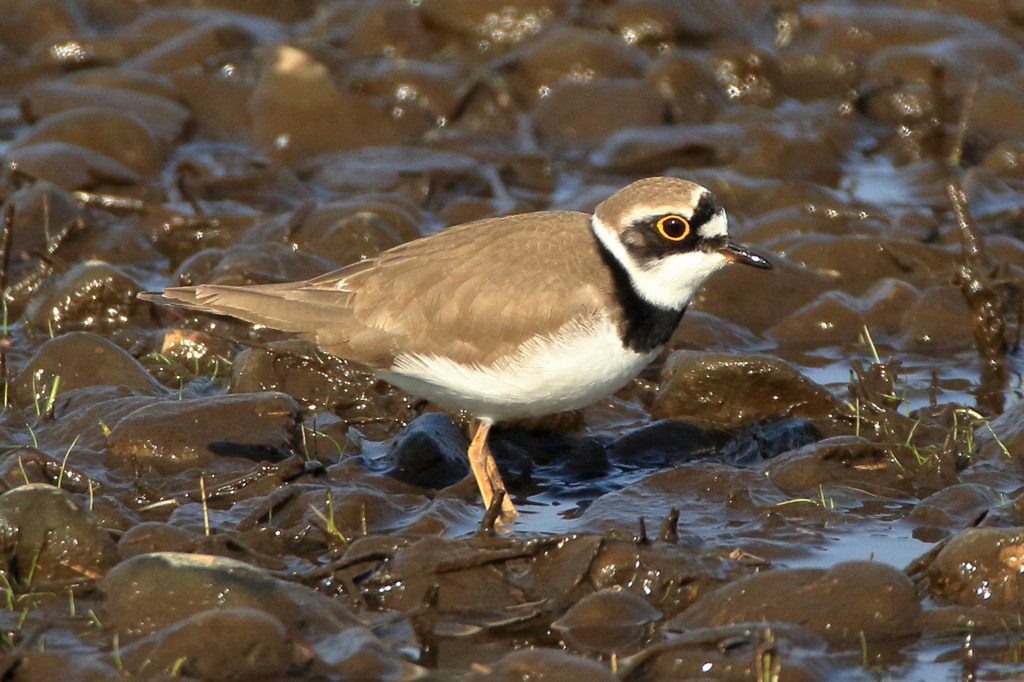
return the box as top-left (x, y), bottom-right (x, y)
top-left (589, 215), bottom-right (729, 310)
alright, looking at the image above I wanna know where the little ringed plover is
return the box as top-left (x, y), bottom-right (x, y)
top-left (142, 176), bottom-right (772, 522)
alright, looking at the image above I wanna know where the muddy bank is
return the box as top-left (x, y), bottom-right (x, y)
top-left (1, 0), bottom-right (1024, 680)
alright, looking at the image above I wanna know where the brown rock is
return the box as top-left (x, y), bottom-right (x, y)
top-left (169, 242), bottom-right (336, 288)
top-left (782, 237), bottom-right (958, 295)
top-left (339, 0), bottom-right (439, 59)
top-left (118, 608), bottom-right (303, 679)
top-left (861, 279), bottom-right (922, 336)
top-left (907, 484), bottom-right (1001, 532)
top-left (99, 552), bottom-right (360, 640)
top-left (651, 351), bottom-right (845, 430)
top-left (663, 311), bottom-right (763, 355)
top-left (645, 50), bottom-right (723, 124)
top-left (23, 261), bottom-right (146, 336)
top-left (673, 561), bottom-right (920, 643)
top-left (928, 527), bottom-right (1024, 610)
top-left (899, 285), bottom-right (974, 350)
top-left (12, 332), bottom-right (165, 409)
top-left (105, 392), bottom-right (300, 472)
top-left (693, 253), bottom-right (831, 333)
top-left (0, 484), bottom-right (119, 583)
top-left (620, 622), bottom-right (826, 682)
top-left (593, 123), bottom-right (746, 175)
top-left (552, 586), bottom-right (661, 653)
top-left (765, 290), bottom-right (867, 345)
top-left (125, 22), bottom-right (256, 75)
top-left (10, 107), bottom-right (165, 175)
top-left (503, 25), bottom-right (648, 104)
top-left (417, 0), bottom-right (566, 47)
top-left (20, 82), bottom-right (190, 142)
top-left (250, 46), bottom-right (402, 164)
top-left (765, 435), bottom-right (910, 494)
top-left (4, 143), bottom-right (141, 191)
top-left (463, 648), bottom-right (616, 682)
top-left (533, 78), bottom-right (666, 146)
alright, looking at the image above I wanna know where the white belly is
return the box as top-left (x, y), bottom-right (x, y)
top-left (378, 316), bottom-right (658, 422)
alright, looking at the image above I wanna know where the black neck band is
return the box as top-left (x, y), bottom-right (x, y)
top-left (592, 232), bottom-right (686, 354)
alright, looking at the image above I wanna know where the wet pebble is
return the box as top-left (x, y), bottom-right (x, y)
top-left (927, 527), bottom-right (1024, 610)
top-left (4, 142), bottom-right (142, 191)
top-left (0, 483), bottom-right (118, 584)
top-left (125, 22), bottom-right (260, 75)
top-left (12, 332), bottom-right (165, 409)
top-left (385, 413), bottom-right (470, 489)
top-left (593, 123), bottom-right (746, 175)
top-left (899, 285), bottom-right (974, 349)
top-left (463, 648), bottom-right (617, 682)
top-left (23, 261), bottom-right (146, 336)
top-left (765, 436), bottom-right (912, 494)
top-left (720, 417), bottom-right (823, 467)
top-left (672, 561), bottom-right (920, 644)
top-left (0, 653), bottom-right (120, 682)
top-left (972, 385), bottom-right (1024, 465)
top-left (336, 1), bottom-right (439, 59)
top-left (117, 607), bottom-right (305, 679)
top-left (291, 211), bottom-right (405, 265)
top-left (4, 181), bottom-right (87, 269)
top-left (620, 622), bottom-right (827, 682)
top-left (99, 551), bottom-right (360, 640)
top-left (10, 107), bottom-right (166, 175)
top-left (117, 521), bottom-right (198, 558)
top-left (651, 351), bottom-right (845, 431)
top-left (645, 51), bottom-right (723, 124)
top-left (105, 392), bottom-right (300, 472)
top-left (170, 241), bottom-right (336, 287)
top-left (781, 237), bottom-right (957, 295)
top-left (533, 78), bottom-right (666, 146)
top-left (765, 290), bottom-right (867, 345)
top-left (693, 254), bottom-right (833, 333)
top-left (302, 146), bottom-right (496, 208)
top-left (250, 45), bottom-right (402, 164)
top-left (664, 310), bottom-right (764, 354)
top-left (860, 279), bottom-right (922, 336)
top-left (62, 67), bottom-right (182, 101)
top-left (314, 626), bottom-right (426, 679)
top-left (417, 0), bottom-right (565, 50)
top-left (606, 419), bottom-right (716, 467)
top-left (907, 484), bottom-right (1001, 540)
top-left (20, 81), bottom-right (191, 142)
top-left (228, 339), bottom-right (386, 416)
top-left (551, 586), bottom-right (661, 653)
top-left (503, 25), bottom-right (648, 104)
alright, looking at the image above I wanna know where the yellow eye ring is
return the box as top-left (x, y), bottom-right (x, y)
top-left (656, 214), bottom-right (690, 241)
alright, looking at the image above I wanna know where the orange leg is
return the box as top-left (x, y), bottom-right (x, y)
top-left (468, 419), bottom-right (518, 521)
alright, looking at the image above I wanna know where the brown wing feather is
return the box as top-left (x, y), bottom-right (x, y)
top-left (145, 211), bottom-right (615, 369)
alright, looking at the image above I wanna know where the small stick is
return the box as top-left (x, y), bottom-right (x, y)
top-left (0, 203), bottom-right (13, 410)
top-left (947, 181), bottom-right (1017, 415)
top-left (948, 77), bottom-right (979, 167)
top-left (0, 202), bottom-right (13, 294)
top-left (658, 507), bottom-right (680, 543)
top-left (635, 516), bottom-right (648, 544)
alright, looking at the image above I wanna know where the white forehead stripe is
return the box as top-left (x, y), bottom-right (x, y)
top-left (618, 205), bottom-right (698, 226)
top-left (702, 210), bottom-right (728, 237)
top-left (615, 203), bottom-right (728, 238)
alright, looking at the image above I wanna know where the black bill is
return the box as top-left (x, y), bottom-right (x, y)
top-left (719, 239), bottom-right (773, 269)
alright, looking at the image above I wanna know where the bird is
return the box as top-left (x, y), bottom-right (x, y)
top-left (141, 176), bottom-right (772, 523)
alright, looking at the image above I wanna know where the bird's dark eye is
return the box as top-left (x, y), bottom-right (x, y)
top-left (656, 215), bottom-right (690, 241)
